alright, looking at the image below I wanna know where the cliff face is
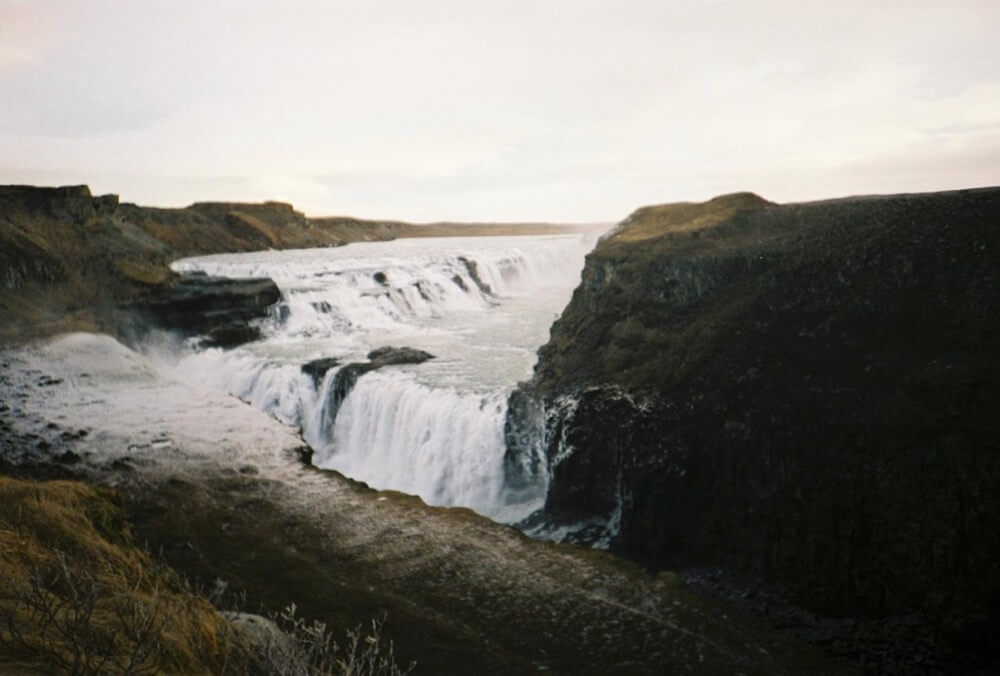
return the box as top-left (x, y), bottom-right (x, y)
top-left (508, 188), bottom-right (1000, 638)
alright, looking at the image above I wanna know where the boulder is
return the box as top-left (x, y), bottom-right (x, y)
top-left (366, 346), bottom-right (433, 365)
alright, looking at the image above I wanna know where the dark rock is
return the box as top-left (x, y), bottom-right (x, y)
top-left (315, 346), bottom-right (434, 439)
top-left (55, 450), bottom-right (81, 464)
top-left (0, 184), bottom-right (97, 224)
top-left (373, 271), bottom-right (388, 285)
top-left (510, 187), bottom-right (1000, 670)
top-left (110, 458), bottom-right (134, 472)
top-left (319, 363), bottom-right (372, 431)
top-left (457, 257), bottom-right (494, 295)
top-left (131, 274), bottom-right (280, 339)
top-left (93, 193), bottom-right (119, 216)
top-left (198, 322), bottom-right (263, 349)
top-left (414, 281), bottom-right (433, 302)
top-left (294, 445), bottom-right (314, 464)
top-left (301, 357), bottom-right (340, 387)
top-left (366, 346), bottom-right (433, 365)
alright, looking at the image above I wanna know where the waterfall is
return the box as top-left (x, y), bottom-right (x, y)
top-left (315, 372), bottom-right (519, 520)
top-left (162, 234), bottom-right (594, 521)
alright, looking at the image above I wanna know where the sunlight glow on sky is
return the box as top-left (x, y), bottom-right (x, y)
top-left (1, 0), bottom-right (998, 221)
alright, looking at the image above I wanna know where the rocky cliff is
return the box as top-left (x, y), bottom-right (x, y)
top-left (0, 185), bottom-right (392, 342)
top-left (507, 188), bottom-right (1000, 665)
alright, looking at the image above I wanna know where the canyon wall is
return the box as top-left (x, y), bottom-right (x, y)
top-left (507, 188), bottom-right (1000, 644)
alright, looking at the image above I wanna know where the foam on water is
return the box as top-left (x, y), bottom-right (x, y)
top-left (162, 234), bottom-right (595, 522)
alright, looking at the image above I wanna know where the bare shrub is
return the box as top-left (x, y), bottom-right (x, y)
top-left (235, 602), bottom-right (414, 676)
top-left (0, 551), bottom-right (164, 674)
top-left (335, 615), bottom-right (414, 676)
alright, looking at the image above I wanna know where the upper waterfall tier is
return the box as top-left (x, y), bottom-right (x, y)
top-left (173, 235), bottom-right (592, 347)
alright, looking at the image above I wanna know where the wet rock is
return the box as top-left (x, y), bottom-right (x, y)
top-left (130, 274), bottom-right (280, 338)
top-left (366, 346), bottom-right (433, 365)
top-left (301, 357), bottom-right (340, 387)
top-left (316, 347), bottom-right (434, 433)
top-left (198, 322), bottom-right (263, 349)
top-left (458, 256), bottom-right (494, 295)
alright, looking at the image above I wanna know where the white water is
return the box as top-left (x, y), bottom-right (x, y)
top-left (160, 234), bottom-right (595, 522)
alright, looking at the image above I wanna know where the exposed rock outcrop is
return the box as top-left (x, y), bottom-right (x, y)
top-left (366, 346), bottom-right (434, 366)
top-left (301, 357), bottom-right (341, 387)
top-left (129, 275), bottom-right (281, 341)
top-left (317, 346), bottom-right (434, 431)
top-left (507, 187), bottom-right (1000, 670)
top-left (198, 322), bottom-right (264, 349)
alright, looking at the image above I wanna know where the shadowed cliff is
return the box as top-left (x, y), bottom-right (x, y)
top-left (507, 187), bottom-right (1000, 673)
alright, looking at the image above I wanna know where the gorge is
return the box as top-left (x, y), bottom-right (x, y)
top-left (2, 184), bottom-right (999, 674)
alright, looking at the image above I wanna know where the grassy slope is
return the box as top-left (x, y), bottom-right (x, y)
top-left (0, 475), bottom-right (236, 674)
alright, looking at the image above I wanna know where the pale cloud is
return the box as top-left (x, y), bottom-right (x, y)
top-left (0, 0), bottom-right (998, 221)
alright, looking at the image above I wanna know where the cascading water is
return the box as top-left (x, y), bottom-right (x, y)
top-left (160, 234), bottom-right (595, 522)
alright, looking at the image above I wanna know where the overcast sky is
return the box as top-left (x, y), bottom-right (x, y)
top-left (1, 1), bottom-right (998, 222)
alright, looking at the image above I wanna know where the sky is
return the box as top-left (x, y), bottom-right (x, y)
top-left (1, 1), bottom-right (998, 222)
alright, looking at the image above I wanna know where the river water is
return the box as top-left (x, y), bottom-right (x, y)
top-left (161, 234), bottom-right (595, 522)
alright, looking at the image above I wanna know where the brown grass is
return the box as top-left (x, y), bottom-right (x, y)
top-left (0, 477), bottom-right (236, 674)
top-left (607, 192), bottom-right (775, 242)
